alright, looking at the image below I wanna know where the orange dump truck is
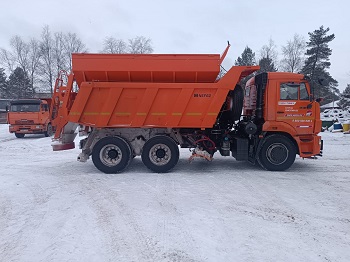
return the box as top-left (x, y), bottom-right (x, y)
top-left (51, 45), bottom-right (322, 173)
top-left (8, 98), bottom-right (53, 138)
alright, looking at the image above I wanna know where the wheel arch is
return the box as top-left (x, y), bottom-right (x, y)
top-left (257, 131), bottom-right (299, 157)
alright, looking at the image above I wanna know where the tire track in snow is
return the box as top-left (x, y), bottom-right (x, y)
top-left (0, 179), bottom-right (51, 262)
top-left (80, 176), bottom-right (162, 261)
top-left (142, 174), bottom-right (203, 262)
top-left (238, 174), bottom-right (348, 261)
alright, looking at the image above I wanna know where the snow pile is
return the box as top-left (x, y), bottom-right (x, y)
top-left (321, 108), bottom-right (350, 122)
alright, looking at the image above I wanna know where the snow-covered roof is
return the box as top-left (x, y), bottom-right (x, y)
top-left (320, 100), bottom-right (340, 108)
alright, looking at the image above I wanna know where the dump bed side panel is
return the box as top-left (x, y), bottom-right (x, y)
top-left (68, 82), bottom-right (230, 128)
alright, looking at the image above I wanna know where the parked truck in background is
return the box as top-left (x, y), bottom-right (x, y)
top-left (51, 44), bottom-right (322, 172)
top-left (8, 98), bottom-right (54, 138)
top-left (0, 99), bottom-right (11, 124)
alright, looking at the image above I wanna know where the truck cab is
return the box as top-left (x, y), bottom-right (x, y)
top-left (241, 72), bottom-right (322, 170)
top-left (8, 99), bottom-right (53, 138)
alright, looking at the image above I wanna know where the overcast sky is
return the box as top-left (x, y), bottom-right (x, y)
top-left (1, 0), bottom-right (349, 91)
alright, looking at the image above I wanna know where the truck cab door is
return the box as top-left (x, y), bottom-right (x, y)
top-left (277, 82), bottom-right (314, 134)
top-left (40, 103), bottom-right (50, 124)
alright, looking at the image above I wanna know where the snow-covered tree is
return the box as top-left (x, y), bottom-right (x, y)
top-left (338, 84), bottom-right (350, 109)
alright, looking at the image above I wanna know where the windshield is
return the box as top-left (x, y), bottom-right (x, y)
top-left (11, 104), bottom-right (40, 112)
top-left (0, 100), bottom-right (10, 111)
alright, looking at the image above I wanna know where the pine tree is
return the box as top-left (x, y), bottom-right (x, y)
top-left (339, 84), bottom-right (350, 109)
top-left (301, 26), bottom-right (339, 104)
top-left (235, 46), bottom-right (256, 66)
top-left (258, 57), bottom-right (277, 73)
top-left (7, 67), bottom-right (34, 99)
top-left (0, 68), bottom-right (7, 98)
top-left (234, 46), bottom-right (256, 86)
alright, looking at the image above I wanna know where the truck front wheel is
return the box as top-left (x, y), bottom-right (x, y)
top-left (141, 136), bottom-right (179, 173)
top-left (15, 133), bottom-right (25, 138)
top-left (258, 135), bottom-right (296, 171)
top-left (92, 136), bottom-right (132, 174)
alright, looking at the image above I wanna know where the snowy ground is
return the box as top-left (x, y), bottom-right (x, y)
top-left (0, 124), bottom-right (349, 262)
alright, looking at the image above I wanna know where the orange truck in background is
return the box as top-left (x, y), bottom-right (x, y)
top-left (8, 98), bottom-right (54, 138)
top-left (51, 44), bottom-right (323, 173)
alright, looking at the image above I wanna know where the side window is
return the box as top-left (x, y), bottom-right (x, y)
top-left (299, 83), bottom-right (309, 100)
top-left (280, 83), bottom-right (298, 100)
top-left (41, 104), bottom-right (49, 111)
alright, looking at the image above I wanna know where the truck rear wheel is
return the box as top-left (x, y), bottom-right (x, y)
top-left (258, 135), bottom-right (296, 171)
top-left (141, 136), bottom-right (179, 173)
top-left (15, 133), bottom-right (25, 138)
top-left (92, 136), bottom-right (132, 174)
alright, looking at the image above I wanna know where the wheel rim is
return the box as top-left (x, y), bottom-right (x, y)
top-left (99, 144), bottom-right (122, 167)
top-left (149, 143), bottom-right (171, 166)
top-left (266, 143), bottom-right (289, 165)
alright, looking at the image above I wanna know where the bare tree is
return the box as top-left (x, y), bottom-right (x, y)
top-left (101, 37), bottom-right (127, 54)
top-left (54, 32), bottom-right (66, 72)
top-left (27, 38), bottom-right (42, 91)
top-left (39, 25), bottom-right (56, 93)
top-left (0, 36), bottom-right (41, 93)
top-left (259, 38), bottom-right (278, 67)
top-left (0, 48), bottom-right (15, 73)
top-left (9, 35), bottom-right (29, 73)
top-left (63, 32), bottom-right (87, 71)
top-left (280, 34), bottom-right (306, 73)
top-left (128, 36), bottom-right (153, 54)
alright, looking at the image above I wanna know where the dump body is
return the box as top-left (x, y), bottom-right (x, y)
top-left (58, 52), bottom-right (257, 130)
top-left (8, 99), bottom-right (53, 138)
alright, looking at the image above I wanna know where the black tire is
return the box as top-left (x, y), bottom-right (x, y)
top-left (258, 135), bottom-right (296, 171)
top-left (92, 136), bottom-right (132, 174)
top-left (141, 136), bottom-right (179, 173)
top-left (15, 133), bottom-right (25, 138)
top-left (44, 123), bottom-right (53, 137)
top-left (227, 85), bottom-right (244, 121)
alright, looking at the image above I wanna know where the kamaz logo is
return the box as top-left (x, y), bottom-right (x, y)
top-left (194, 93), bottom-right (211, 98)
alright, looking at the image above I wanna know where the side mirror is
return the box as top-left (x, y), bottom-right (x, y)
top-left (316, 98), bottom-right (323, 103)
